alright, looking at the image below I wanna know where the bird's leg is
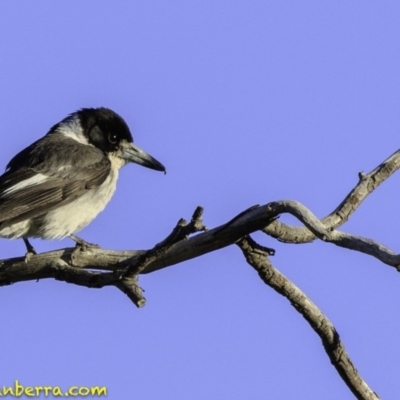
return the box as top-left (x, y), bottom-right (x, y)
top-left (69, 234), bottom-right (98, 249)
top-left (23, 238), bottom-right (36, 263)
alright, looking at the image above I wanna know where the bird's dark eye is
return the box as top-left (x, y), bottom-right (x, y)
top-left (108, 133), bottom-right (118, 144)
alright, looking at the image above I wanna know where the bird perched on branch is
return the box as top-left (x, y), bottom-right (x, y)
top-left (0, 107), bottom-right (165, 258)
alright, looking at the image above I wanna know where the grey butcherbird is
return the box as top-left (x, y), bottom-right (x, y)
top-left (0, 107), bottom-right (165, 256)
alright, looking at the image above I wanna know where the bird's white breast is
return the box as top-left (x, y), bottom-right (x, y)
top-left (38, 155), bottom-right (123, 239)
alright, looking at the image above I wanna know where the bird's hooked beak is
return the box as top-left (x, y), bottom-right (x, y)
top-left (121, 142), bottom-right (166, 173)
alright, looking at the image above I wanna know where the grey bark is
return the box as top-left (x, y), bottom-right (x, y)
top-left (2, 147), bottom-right (400, 399)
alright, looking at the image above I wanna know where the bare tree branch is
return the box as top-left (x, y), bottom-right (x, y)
top-left (236, 236), bottom-right (380, 400)
top-left (0, 204), bottom-right (277, 304)
top-left (1, 147), bottom-right (400, 397)
top-left (263, 148), bottom-right (400, 243)
top-left (267, 200), bottom-right (400, 269)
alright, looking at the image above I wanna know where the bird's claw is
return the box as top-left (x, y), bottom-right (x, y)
top-left (24, 249), bottom-right (36, 264)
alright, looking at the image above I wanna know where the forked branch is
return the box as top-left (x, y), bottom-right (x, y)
top-left (237, 236), bottom-right (379, 400)
top-left (1, 147), bottom-right (400, 399)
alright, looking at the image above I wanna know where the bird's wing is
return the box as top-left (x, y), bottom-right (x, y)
top-left (0, 136), bottom-right (111, 226)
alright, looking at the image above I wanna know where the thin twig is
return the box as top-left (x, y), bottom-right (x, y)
top-left (263, 148), bottom-right (400, 243)
top-left (237, 236), bottom-right (380, 400)
top-left (267, 200), bottom-right (400, 270)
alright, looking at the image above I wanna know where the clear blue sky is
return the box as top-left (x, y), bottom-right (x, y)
top-left (1, 2), bottom-right (400, 399)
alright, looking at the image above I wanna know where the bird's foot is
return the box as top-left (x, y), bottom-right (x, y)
top-left (69, 234), bottom-right (99, 250)
top-left (24, 250), bottom-right (36, 264)
top-left (23, 238), bottom-right (37, 263)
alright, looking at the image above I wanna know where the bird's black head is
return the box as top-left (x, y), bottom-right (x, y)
top-left (78, 107), bottom-right (133, 152)
top-left (75, 107), bottom-right (165, 172)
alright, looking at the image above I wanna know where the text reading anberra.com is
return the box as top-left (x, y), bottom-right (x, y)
top-left (0, 381), bottom-right (107, 397)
